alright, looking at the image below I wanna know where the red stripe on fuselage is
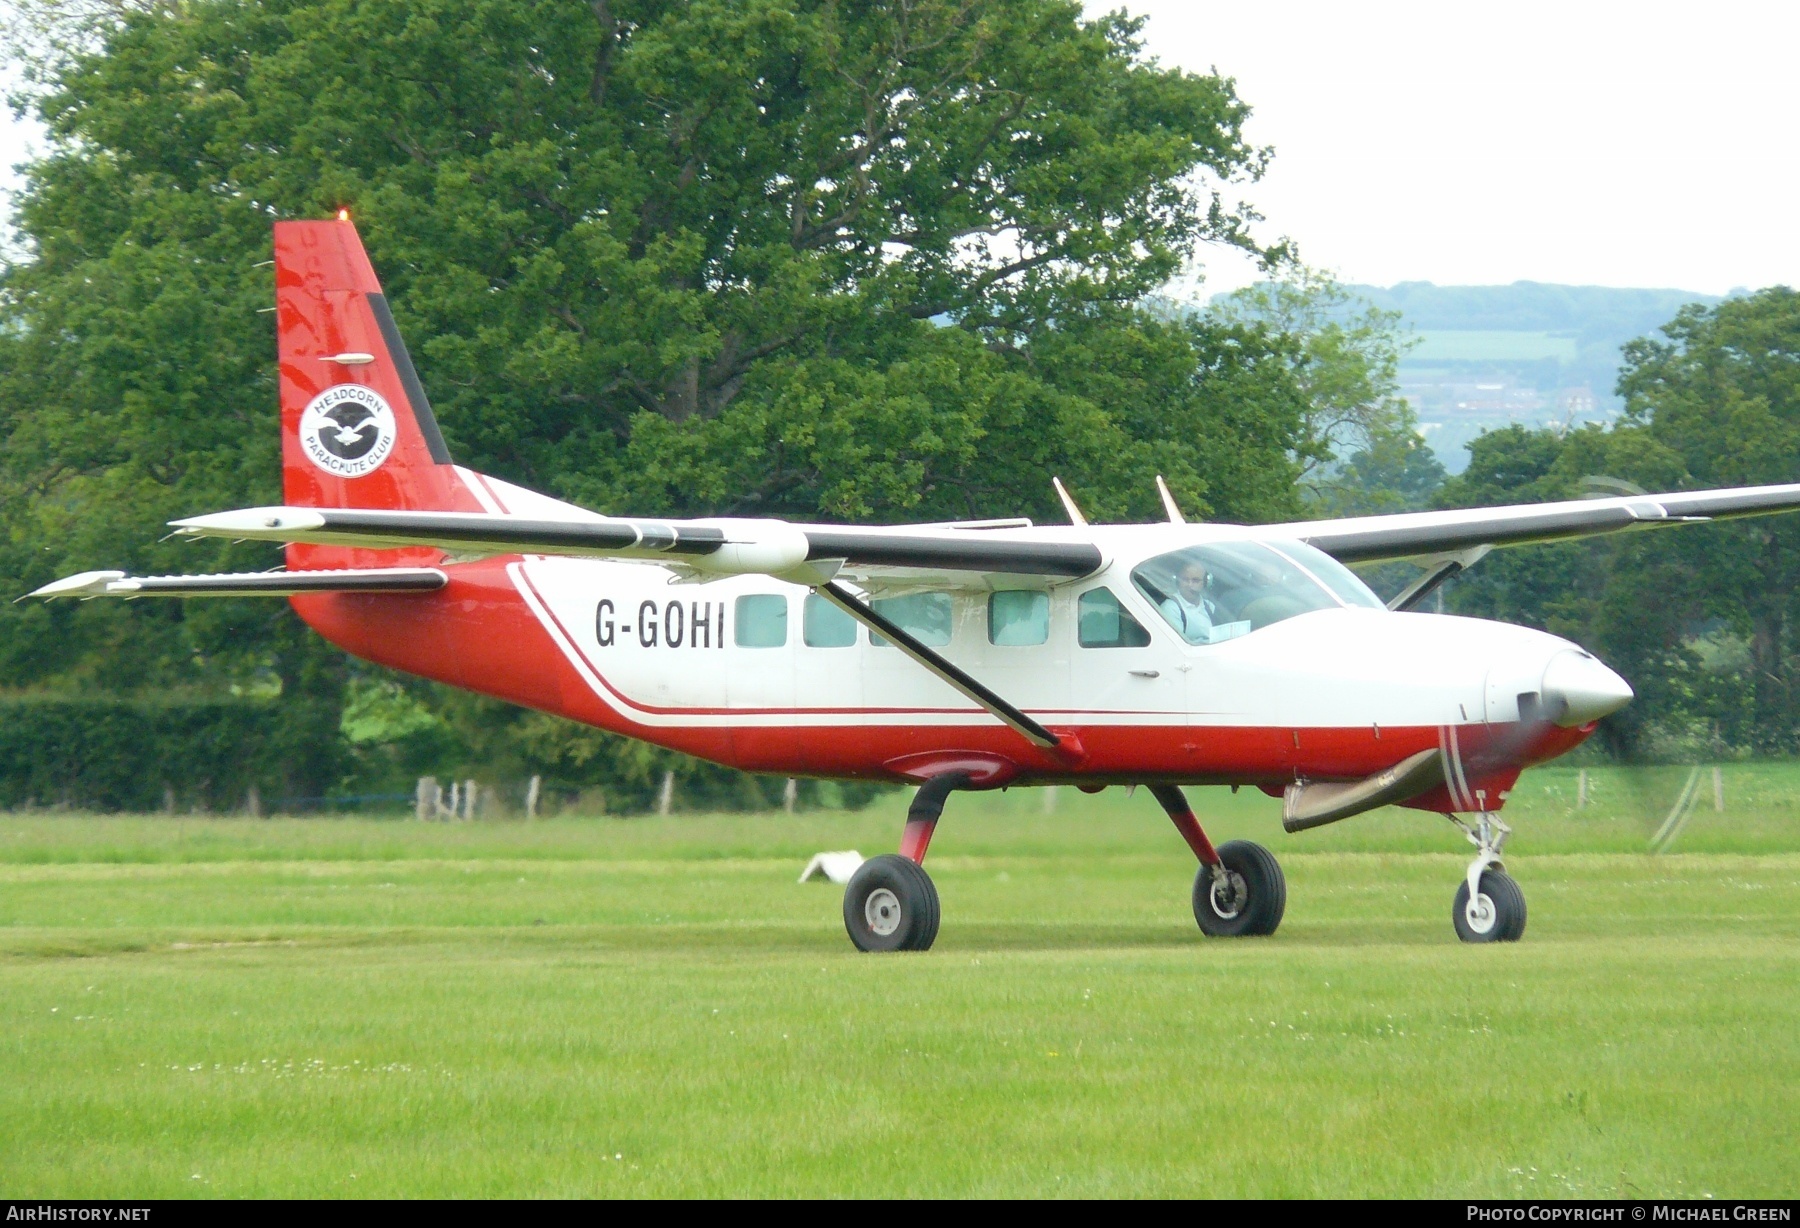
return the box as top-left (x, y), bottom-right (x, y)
top-left (290, 557), bottom-right (1595, 796)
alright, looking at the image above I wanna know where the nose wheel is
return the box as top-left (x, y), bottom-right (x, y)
top-left (1447, 811), bottom-right (1526, 943)
top-left (1453, 869), bottom-right (1526, 942)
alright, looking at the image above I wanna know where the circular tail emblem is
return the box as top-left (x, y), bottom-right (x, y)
top-left (299, 385), bottom-right (397, 477)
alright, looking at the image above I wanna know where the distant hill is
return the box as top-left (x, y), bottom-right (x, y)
top-left (1347, 282), bottom-right (1724, 472)
top-left (1347, 282), bottom-right (1720, 344)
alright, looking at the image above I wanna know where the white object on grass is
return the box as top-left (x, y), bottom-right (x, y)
top-left (799, 851), bottom-right (865, 884)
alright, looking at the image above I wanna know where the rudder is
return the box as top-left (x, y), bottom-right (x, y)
top-left (275, 216), bottom-right (482, 567)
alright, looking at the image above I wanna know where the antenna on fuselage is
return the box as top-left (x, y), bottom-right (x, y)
top-left (1051, 476), bottom-right (1089, 527)
top-left (1154, 474), bottom-right (1186, 525)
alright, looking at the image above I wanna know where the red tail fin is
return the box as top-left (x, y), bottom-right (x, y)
top-left (275, 217), bottom-right (482, 566)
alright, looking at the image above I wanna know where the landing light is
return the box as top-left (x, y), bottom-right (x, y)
top-left (337, 208), bottom-right (350, 221)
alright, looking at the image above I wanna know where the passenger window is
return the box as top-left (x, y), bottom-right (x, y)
top-left (1078, 588), bottom-right (1151, 648)
top-left (733, 594), bottom-right (788, 647)
top-left (1131, 539), bottom-right (1378, 645)
top-left (802, 593), bottom-right (857, 647)
top-left (988, 590), bottom-right (1049, 646)
top-left (870, 592), bottom-right (953, 648)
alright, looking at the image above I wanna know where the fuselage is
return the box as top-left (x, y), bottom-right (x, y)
top-left (292, 521), bottom-right (1624, 812)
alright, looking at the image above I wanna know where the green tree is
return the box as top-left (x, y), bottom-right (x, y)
top-left (1321, 414), bottom-right (1447, 516)
top-left (1208, 269), bottom-right (1418, 484)
top-left (0, 0), bottom-right (1315, 803)
top-left (1204, 270), bottom-right (1441, 521)
top-left (7, 0), bottom-right (1286, 511)
top-left (1617, 288), bottom-right (1800, 752)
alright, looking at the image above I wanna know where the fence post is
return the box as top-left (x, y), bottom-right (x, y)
top-left (1713, 766), bottom-right (1724, 812)
top-left (783, 778), bottom-right (797, 814)
top-left (246, 785), bottom-right (263, 819)
top-left (1576, 769), bottom-right (1587, 809)
top-left (658, 770), bottom-right (674, 817)
top-left (162, 785), bottom-right (176, 814)
top-left (1043, 785), bottom-right (1059, 815)
top-left (526, 775), bottom-right (541, 820)
top-left (464, 780), bottom-right (478, 820)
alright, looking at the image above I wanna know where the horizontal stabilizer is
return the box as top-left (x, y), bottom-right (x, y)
top-left (29, 567), bottom-right (447, 599)
top-left (1282, 748), bottom-right (1445, 832)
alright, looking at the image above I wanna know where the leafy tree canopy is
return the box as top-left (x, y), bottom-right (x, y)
top-left (0, 0), bottom-right (1327, 799)
top-left (8, 0), bottom-right (1293, 520)
top-left (1207, 269), bottom-right (1436, 516)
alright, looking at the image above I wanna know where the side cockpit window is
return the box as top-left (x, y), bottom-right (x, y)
top-left (1077, 588), bottom-right (1151, 648)
top-left (1131, 540), bottom-right (1382, 645)
top-left (1265, 541), bottom-right (1387, 611)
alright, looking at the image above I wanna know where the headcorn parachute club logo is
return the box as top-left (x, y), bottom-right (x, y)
top-left (299, 384), bottom-right (397, 478)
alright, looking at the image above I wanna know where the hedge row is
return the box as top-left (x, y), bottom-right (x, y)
top-left (0, 696), bottom-right (892, 815)
top-left (0, 696), bottom-right (344, 812)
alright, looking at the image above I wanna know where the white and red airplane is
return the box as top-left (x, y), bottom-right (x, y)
top-left (32, 218), bottom-right (1800, 949)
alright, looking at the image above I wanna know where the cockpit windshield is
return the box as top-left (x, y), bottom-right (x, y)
top-left (1131, 539), bottom-right (1384, 645)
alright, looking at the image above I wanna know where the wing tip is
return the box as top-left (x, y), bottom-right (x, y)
top-left (27, 570), bottom-right (129, 599)
top-left (170, 507), bottom-right (324, 538)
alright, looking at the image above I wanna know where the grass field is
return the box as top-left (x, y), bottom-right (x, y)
top-left (2, 764), bottom-right (1798, 1198)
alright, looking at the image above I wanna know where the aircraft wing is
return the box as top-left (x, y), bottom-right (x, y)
top-left (45, 481), bottom-right (1800, 601)
top-left (164, 507), bottom-right (1104, 583)
top-left (1268, 482), bottom-right (1800, 564)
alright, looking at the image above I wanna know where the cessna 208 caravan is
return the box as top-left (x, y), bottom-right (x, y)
top-left (34, 217), bottom-right (1800, 950)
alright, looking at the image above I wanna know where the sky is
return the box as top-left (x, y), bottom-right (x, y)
top-left (1103, 0), bottom-right (1800, 296)
top-left (4, 2), bottom-right (1797, 295)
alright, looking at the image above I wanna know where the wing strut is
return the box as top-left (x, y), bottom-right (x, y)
top-left (1387, 547), bottom-right (1492, 612)
top-left (813, 582), bottom-right (1062, 750)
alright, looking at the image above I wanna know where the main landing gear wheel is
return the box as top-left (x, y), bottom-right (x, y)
top-left (1193, 840), bottom-right (1286, 937)
top-left (1453, 870), bottom-right (1527, 943)
top-left (843, 854), bottom-right (941, 952)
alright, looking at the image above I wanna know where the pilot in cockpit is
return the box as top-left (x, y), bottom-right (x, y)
top-left (1161, 560), bottom-right (1216, 644)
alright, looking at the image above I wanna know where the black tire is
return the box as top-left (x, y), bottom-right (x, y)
top-left (1193, 840), bottom-right (1286, 937)
top-left (1452, 870), bottom-right (1527, 943)
top-left (843, 854), bottom-right (941, 952)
